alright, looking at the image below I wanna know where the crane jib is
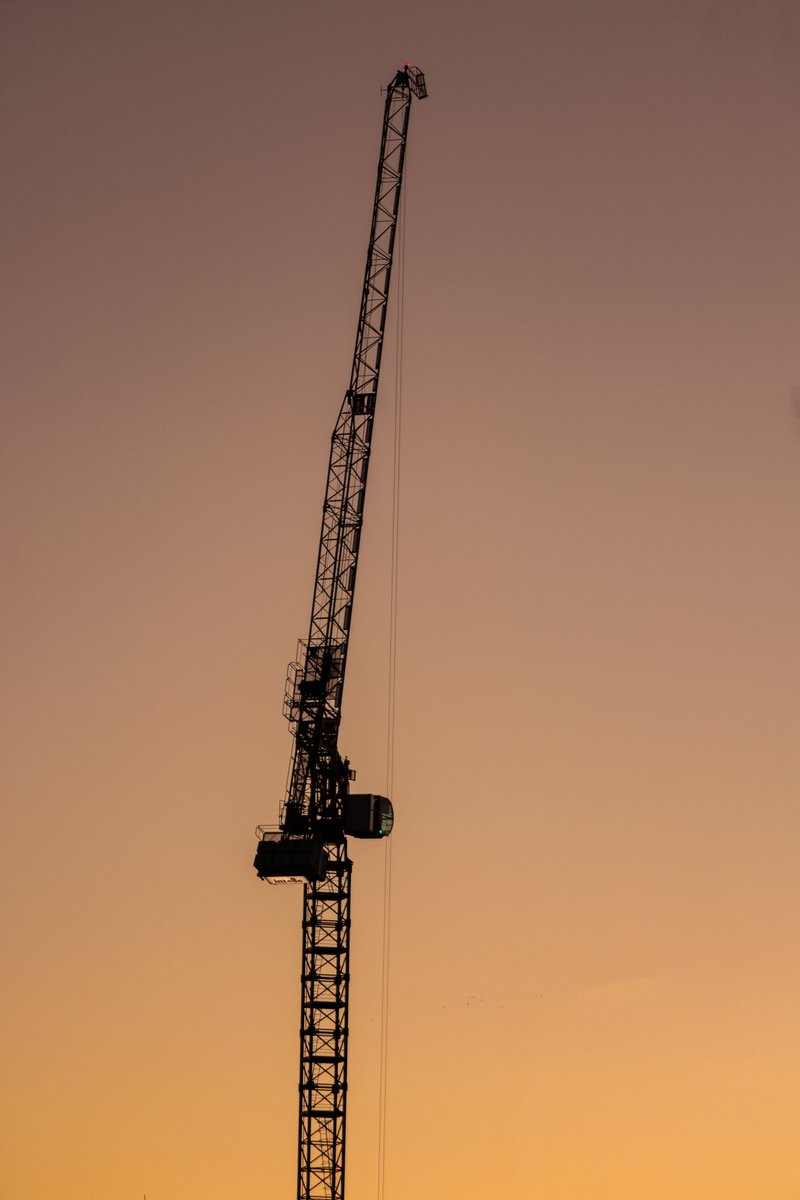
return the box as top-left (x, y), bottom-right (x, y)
top-left (252, 65), bottom-right (426, 1200)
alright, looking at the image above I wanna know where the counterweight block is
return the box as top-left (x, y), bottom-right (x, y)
top-left (254, 834), bottom-right (328, 884)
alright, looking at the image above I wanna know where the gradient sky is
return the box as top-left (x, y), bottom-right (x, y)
top-left (3, 2), bottom-right (800, 1197)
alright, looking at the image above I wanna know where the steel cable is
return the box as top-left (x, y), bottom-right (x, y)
top-left (377, 173), bottom-right (406, 1200)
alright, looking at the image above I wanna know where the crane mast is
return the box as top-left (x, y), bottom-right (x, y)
top-left (254, 65), bottom-right (427, 1200)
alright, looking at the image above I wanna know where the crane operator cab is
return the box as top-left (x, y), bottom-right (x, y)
top-left (254, 794), bottom-right (393, 884)
top-left (343, 793), bottom-right (394, 838)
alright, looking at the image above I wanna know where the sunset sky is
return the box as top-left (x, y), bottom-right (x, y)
top-left (2, 2), bottom-right (800, 1197)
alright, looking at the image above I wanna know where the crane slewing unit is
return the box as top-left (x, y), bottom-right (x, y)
top-left (253, 64), bottom-right (427, 1200)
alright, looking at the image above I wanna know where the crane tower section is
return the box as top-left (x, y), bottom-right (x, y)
top-left (253, 65), bottom-right (427, 1200)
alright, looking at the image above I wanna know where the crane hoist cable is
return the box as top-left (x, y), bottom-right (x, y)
top-left (376, 178), bottom-right (406, 1200)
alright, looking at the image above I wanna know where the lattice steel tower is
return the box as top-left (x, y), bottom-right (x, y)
top-left (253, 65), bottom-right (427, 1200)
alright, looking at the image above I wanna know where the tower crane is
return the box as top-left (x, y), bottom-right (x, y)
top-left (253, 65), bottom-right (427, 1200)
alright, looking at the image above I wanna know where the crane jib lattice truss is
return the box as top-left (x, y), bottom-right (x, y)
top-left (253, 65), bottom-right (427, 1200)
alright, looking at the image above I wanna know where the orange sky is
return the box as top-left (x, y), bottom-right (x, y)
top-left (2, 2), bottom-right (800, 1197)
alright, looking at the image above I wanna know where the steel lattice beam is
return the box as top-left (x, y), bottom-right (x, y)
top-left (254, 65), bottom-right (426, 1200)
top-left (298, 843), bottom-right (351, 1200)
top-left (284, 71), bottom-right (422, 835)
